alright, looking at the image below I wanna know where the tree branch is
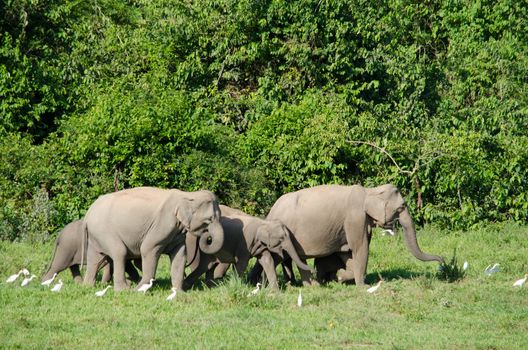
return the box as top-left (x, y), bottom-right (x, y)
top-left (347, 140), bottom-right (412, 175)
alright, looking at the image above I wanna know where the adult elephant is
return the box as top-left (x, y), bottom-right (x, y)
top-left (252, 184), bottom-right (444, 286)
top-left (83, 187), bottom-right (224, 291)
top-left (184, 205), bottom-right (313, 290)
top-left (42, 219), bottom-right (141, 284)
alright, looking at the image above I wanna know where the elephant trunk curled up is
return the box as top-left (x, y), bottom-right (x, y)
top-left (198, 221), bottom-right (224, 255)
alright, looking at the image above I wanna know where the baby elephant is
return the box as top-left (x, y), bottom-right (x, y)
top-left (42, 220), bottom-right (141, 284)
top-left (184, 205), bottom-right (313, 290)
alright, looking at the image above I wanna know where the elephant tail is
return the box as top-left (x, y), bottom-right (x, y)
top-left (80, 219), bottom-right (88, 273)
top-left (42, 235), bottom-right (60, 282)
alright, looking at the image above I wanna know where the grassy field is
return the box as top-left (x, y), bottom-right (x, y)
top-left (1, 222), bottom-right (527, 349)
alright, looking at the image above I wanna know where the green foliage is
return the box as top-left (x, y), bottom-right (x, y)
top-left (1, 0), bottom-right (527, 238)
top-left (437, 249), bottom-right (466, 283)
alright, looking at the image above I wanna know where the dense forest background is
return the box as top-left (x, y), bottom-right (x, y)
top-left (1, 0), bottom-right (527, 241)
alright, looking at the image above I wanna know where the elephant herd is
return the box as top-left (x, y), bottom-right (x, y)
top-left (42, 184), bottom-right (445, 292)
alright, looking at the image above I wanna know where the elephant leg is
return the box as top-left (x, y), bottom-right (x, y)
top-left (204, 267), bottom-right (216, 287)
top-left (248, 262), bottom-right (264, 285)
top-left (233, 257), bottom-right (250, 278)
top-left (344, 223), bottom-right (369, 286)
top-left (298, 258), bottom-right (318, 286)
top-left (183, 254), bottom-right (211, 290)
top-left (214, 262), bottom-right (232, 279)
top-left (336, 252), bottom-right (355, 283)
top-left (83, 245), bottom-right (106, 287)
top-left (281, 258), bottom-right (297, 285)
top-left (169, 244), bottom-right (186, 291)
top-left (70, 265), bottom-right (82, 284)
top-left (111, 248), bottom-right (129, 291)
top-left (258, 251), bottom-right (279, 290)
top-left (125, 260), bottom-right (141, 283)
top-left (337, 259), bottom-right (355, 283)
top-left (137, 246), bottom-right (162, 290)
top-left (101, 259), bottom-right (112, 283)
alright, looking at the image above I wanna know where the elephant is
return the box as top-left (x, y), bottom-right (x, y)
top-left (250, 184), bottom-right (444, 287)
top-left (314, 253), bottom-right (350, 284)
top-left (83, 187), bottom-right (224, 291)
top-left (183, 205), bottom-right (313, 290)
top-left (42, 219), bottom-right (141, 284)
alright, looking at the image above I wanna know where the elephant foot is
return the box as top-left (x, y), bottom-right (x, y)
top-left (114, 280), bottom-right (131, 292)
top-left (337, 269), bottom-right (355, 283)
top-left (73, 276), bottom-right (83, 284)
top-left (301, 279), bottom-right (320, 287)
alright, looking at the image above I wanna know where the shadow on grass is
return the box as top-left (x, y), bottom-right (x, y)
top-left (367, 268), bottom-right (431, 283)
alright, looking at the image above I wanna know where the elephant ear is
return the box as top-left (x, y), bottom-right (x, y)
top-left (365, 184), bottom-right (403, 226)
top-left (175, 197), bottom-right (194, 230)
top-left (253, 225), bottom-right (284, 258)
top-left (364, 186), bottom-right (389, 225)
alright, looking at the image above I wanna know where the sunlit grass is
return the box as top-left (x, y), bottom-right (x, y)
top-left (1, 222), bottom-right (527, 349)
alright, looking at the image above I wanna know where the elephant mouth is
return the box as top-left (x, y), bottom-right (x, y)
top-left (374, 219), bottom-right (396, 230)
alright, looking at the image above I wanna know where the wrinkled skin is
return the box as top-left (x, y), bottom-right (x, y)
top-left (184, 205), bottom-right (313, 290)
top-left (42, 220), bottom-right (141, 284)
top-left (250, 184), bottom-right (444, 286)
top-left (83, 187), bottom-right (224, 291)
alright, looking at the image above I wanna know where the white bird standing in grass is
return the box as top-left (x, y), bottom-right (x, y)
top-left (484, 263), bottom-right (500, 276)
top-left (463, 261), bottom-right (469, 271)
top-left (367, 281), bottom-right (382, 294)
top-left (6, 271), bottom-right (23, 283)
top-left (513, 274), bottom-right (527, 287)
top-left (137, 279), bottom-right (155, 293)
top-left (166, 287), bottom-right (178, 301)
top-left (95, 286), bottom-right (112, 297)
top-left (41, 273), bottom-right (57, 287)
top-left (6, 269), bottom-right (29, 283)
top-left (21, 274), bottom-right (37, 287)
top-left (50, 279), bottom-right (63, 292)
top-left (382, 229), bottom-right (395, 236)
top-left (247, 282), bottom-right (262, 296)
top-left (297, 289), bottom-right (302, 307)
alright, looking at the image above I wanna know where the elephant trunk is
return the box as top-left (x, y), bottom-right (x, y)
top-left (282, 238), bottom-right (314, 273)
top-left (198, 221), bottom-right (224, 255)
top-left (399, 208), bottom-right (444, 264)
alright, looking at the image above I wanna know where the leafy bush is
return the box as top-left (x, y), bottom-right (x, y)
top-left (1, 0), bottom-right (527, 240)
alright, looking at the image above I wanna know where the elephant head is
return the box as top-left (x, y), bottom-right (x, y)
top-left (252, 221), bottom-right (314, 272)
top-left (175, 190), bottom-right (224, 255)
top-left (364, 184), bottom-right (444, 264)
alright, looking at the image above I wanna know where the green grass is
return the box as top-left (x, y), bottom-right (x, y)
top-left (1, 222), bottom-right (527, 349)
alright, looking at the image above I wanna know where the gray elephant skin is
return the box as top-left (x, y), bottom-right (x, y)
top-left (254, 184), bottom-right (444, 286)
top-left (83, 187), bottom-right (224, 291)
top-left (184, 205), bottom-right (313, 290)
top-left (42, 219), bottom-right (141, 284)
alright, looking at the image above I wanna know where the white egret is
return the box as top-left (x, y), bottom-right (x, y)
top-left (367, 281), bottom-right (382, 294)
top-left (513, 274), bottom-right (527, 287)
top-left (382, 229), bottom-right (395, 236)
top-left (166, 287), bottom-right (178, 301)
top-left (41, 273), bottom-right (57, 286)
top-left (50, 279), bottom-right (63, 292)
top-left (297, 289), bottom-right (302, 307)
top-left (6, 270), bottom-right (24, 283)
top-left (462, 261), bottom-right (469, 271)
top-left (95, 286), bottom-right (112, 297)
top-left (21, 274), bottom-right (37, 287)
top-left (137, 279), bottom-right (155, 293)
top-left (247, 282), bottom-right (262, 296)
top-left (484, 263), bottom-right (500, 276)
top-left (21, 268), bottom-right (30, 276)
